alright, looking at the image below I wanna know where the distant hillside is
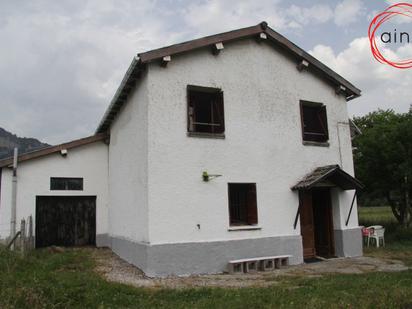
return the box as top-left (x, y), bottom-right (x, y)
top-left (0, 127), bottom-right (50, 160)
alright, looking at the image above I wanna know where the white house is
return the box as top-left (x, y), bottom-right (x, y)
top-left (0, 22), bottom-right (364, 277)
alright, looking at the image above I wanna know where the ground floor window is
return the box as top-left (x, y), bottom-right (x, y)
top-left (228, 183), bottom-right (258, 226)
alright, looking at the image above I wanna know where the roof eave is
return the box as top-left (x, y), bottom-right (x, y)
top-left (0, 133), bottom-right (108, 168)
top-left (291, 165), bottom-right (339, 191)
top-left (292, 165), bottom-right (364, 191)
top-left (263, 27), bottom-right (361, 98)
top-left (96, 56), bottom-right (142, 134)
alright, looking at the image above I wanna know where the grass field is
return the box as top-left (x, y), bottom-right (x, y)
top-left (1, 207), bottom-right (411, 308)
top-left (358, 206), bottom-right (397, 225)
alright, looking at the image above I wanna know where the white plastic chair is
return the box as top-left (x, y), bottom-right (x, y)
top-left (369, 225), bottom-right (383, 230)
top-left (367, 227), bottom-right (385, 247)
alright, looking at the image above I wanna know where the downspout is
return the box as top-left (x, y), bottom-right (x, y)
top-left (10, 148), bottom-right (18, 248)
top-left (337, 122), bottom-right (350, 168)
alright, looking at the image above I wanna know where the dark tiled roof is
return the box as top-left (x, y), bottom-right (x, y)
top-left (292, 165), bottom-right (364, 191)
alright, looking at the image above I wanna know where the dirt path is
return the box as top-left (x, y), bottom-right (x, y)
top-left (92, 248), bottom-right (408, 289)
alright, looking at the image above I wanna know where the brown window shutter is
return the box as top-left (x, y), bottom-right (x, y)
top-left (246, 185), bottom-right (258, 225)
top-left (318, 105), bottom-right (329, 139)
top-left (299, 101), bottom-right (305, 139)
top-left (188, 105), bottom-right (195, 132)
top-left (212, 91), bottom-right (225, 134)
top-left (187, 89), bottom-right (194, 132)
top-left (218, 91), bottom-right (225, 133)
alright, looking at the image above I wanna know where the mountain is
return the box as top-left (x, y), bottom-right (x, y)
top-left (0, 127), bottom-right (50, 160)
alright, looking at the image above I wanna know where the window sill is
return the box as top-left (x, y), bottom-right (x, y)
top-left (302, 141), bottom-right (330, 147)
top-left (187, 132), bottom-right (225, 139)
top-left (228, 225), bottom-right (262, 231)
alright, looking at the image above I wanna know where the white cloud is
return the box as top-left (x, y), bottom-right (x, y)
top-left (334, 0), bottom-right (365, 26)
top-left (0, 0), bottom-right (186, 144)
top-left (286, 4), bottom-right (334, 27)
top-left (183, 0), bottom-right (287, 35)
top-left (183, 1), bottom-right (337, 34)
top-left (310, 37), bottom-right (412, 116)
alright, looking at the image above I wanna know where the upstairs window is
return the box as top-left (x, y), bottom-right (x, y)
top-left (300, 101), bottom-right (329, 143)
top-left (50, 177), bottom-right (83, 191)
top-left (228, 183), bottom-right (258, 226)
top-left (187, 85), bottom-right (225, 135)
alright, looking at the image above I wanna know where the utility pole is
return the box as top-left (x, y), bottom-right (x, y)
top-left (10, 148), bottom-right (18, 249)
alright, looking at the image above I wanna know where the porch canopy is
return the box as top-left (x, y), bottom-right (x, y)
top-left (291, 165), bottom-right (364, 191)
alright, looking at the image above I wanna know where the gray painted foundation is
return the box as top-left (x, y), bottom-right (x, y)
top-left (97, 229), bottom-right (362, 277)
top-left (96, 233), bottom-right (110, 247)
top-left (334, 227), bottom-right (363, 257)
top-left (100, 235), bottom-right (303, 277)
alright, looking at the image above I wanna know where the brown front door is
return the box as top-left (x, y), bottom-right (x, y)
top-left (300, 189), bottom-right (335, 259)
top-left (312, 189), bottom-right (335, 257)
top-left (300, 191), bottom-right (316, 259)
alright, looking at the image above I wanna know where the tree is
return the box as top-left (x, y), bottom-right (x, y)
top-left (353, 109), bottom-right (412, 226)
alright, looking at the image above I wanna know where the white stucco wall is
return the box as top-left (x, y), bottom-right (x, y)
top-left (108, 72), bottom-right (149, 243)
top-left (0, 142), bottom-right (109, 240)
top-left (145, 38), bottom-right (359, 245)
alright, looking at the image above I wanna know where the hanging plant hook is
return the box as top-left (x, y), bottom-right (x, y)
top-left (202, 171), bottom-right (222, 182)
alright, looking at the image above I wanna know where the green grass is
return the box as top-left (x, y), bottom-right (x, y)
top-left (358, 206), bottom-right (397, 226)
top-left (2, 248), bottom-right (412, 309)
top-left (1, 208), bottom-right (412, 308)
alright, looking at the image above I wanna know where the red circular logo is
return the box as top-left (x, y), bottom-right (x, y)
top-left (368, 3), bottom-right (412, 69)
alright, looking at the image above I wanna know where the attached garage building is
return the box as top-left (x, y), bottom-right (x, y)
top-left (0, 135), bottom-right (109, 248)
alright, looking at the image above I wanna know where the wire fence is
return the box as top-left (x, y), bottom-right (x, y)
top-left (2, 215), bottom-right (34, 254)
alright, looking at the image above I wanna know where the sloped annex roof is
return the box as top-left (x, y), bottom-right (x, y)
top-left (0, 133), bottom-right (108, 168)
top-left (96, 21), bottom-right (361, 134)
top-left (291, 165), bottom-right (364, 191)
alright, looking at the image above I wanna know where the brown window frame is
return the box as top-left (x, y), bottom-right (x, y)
top-left (300, 100), bottom-right (329, 144)
top-left (228, 183), bottom-right (258, 226)
top-left (187, 85), bottom-right (225, 137)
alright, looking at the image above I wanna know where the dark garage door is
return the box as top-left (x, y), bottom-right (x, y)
top-left (36, 196), bottom-right (96, 248)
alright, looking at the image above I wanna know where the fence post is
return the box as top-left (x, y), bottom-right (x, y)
top-left (20, 219), bottom-right (26, 255)
top-left (28, 215), bottom-right (34, 250)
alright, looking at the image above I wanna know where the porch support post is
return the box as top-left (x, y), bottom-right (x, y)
top-left (293, 191), bottom-right (303, 229)
top-left (345, 191), bottom-right (357, 226)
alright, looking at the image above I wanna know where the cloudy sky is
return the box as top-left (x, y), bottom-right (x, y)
top-left (0, 0), bottom-right (411, 144)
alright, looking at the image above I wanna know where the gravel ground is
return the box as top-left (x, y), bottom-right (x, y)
top-left (91, 248), bottom-right (408, 289)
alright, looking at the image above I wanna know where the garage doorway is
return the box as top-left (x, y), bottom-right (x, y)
top-left (36, 196), bottom-right (96, 248)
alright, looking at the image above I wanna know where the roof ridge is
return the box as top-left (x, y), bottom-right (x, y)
top-left (138, 22), bottom-right (267, 62)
